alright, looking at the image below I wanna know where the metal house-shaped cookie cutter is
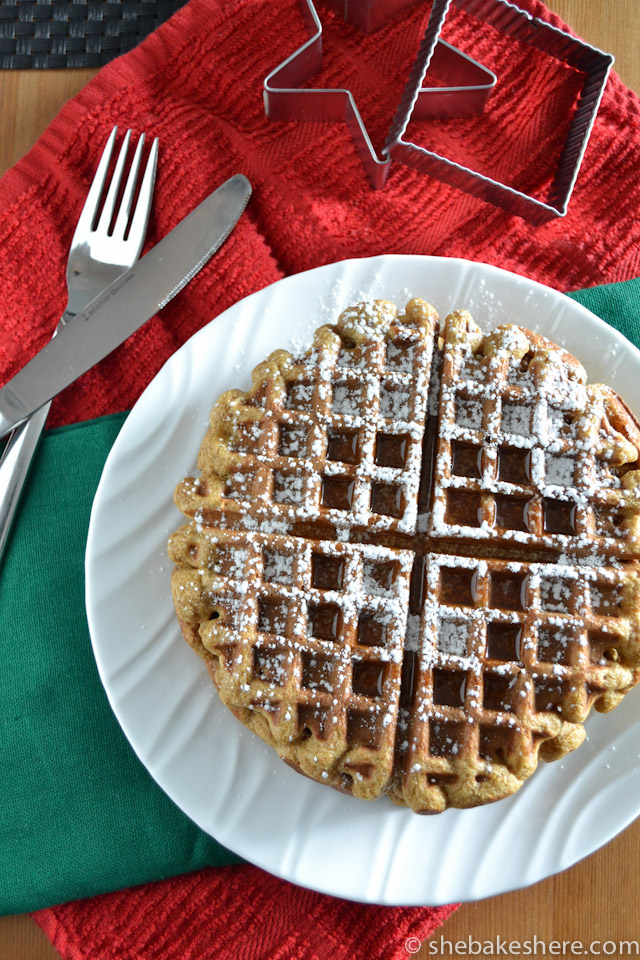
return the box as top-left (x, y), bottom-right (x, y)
top-left (264, 0), bottom-right (613, 224)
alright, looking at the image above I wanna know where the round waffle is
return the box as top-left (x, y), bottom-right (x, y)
top-left (168, 299), bottom-right (640, 813)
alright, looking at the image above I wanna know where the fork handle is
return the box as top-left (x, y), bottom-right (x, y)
top-left (0, 402), bottom-right (51, 564)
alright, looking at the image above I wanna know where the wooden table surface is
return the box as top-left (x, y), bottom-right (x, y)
top-left (0, 2), bottom-right (638, 958)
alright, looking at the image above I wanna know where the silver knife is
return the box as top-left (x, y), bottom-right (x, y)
top-left (0, 173), bottom-right (252, 440)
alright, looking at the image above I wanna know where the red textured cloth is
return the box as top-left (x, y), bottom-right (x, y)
top-left (0, 0), bottom-right (636, 956)
top-left (1, 0), bottom-right (640, 429)
top-left (32, 866), bottom-right (455, 960)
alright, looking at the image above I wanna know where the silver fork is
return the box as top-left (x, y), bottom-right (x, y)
top-left (0, 126), bottom-right (158, 563)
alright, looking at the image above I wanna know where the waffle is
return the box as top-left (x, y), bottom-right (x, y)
top-left (393, 552), bottom-right (640, 813)
top-left (427, 310), bottom-right (640, 560)
top-left (169, 524), bottom-right (413, 800)
top-left (174, 298), bottom-right (437, 537)
top-left (169, 298), bottom-right (640, 813)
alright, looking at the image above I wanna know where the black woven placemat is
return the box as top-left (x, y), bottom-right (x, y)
top-left (0, 1), bottom-right (190, 69)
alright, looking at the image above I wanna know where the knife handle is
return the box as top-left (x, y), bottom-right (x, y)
top-left (0, 402), bottom-right (51, 564)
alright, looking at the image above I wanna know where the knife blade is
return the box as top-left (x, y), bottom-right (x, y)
top-left (0, 173), bottom-right (252, 439)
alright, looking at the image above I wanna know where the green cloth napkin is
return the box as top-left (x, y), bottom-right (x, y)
top-left (569, 278), bottom-right (640, 345)
top-left (0, 279), bottom-right (638, 916)
top-left (0, 413), bottom-right (241, 917)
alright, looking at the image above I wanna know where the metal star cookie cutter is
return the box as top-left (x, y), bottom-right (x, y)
top-left (264, 0), bottom-right (614, 224)
top-left (264, 0), bottom-right (497, 190)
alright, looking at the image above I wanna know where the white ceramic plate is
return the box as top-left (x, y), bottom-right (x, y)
top-left (86, 255), bottom-right (640, 906)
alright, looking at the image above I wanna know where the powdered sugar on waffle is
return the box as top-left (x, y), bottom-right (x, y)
top-left (208, 301), bottom-right (437, 536)
top-left (429, 320), bottom-right (640, 559)
top-left (170, 301), bottom-right (640, 812)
